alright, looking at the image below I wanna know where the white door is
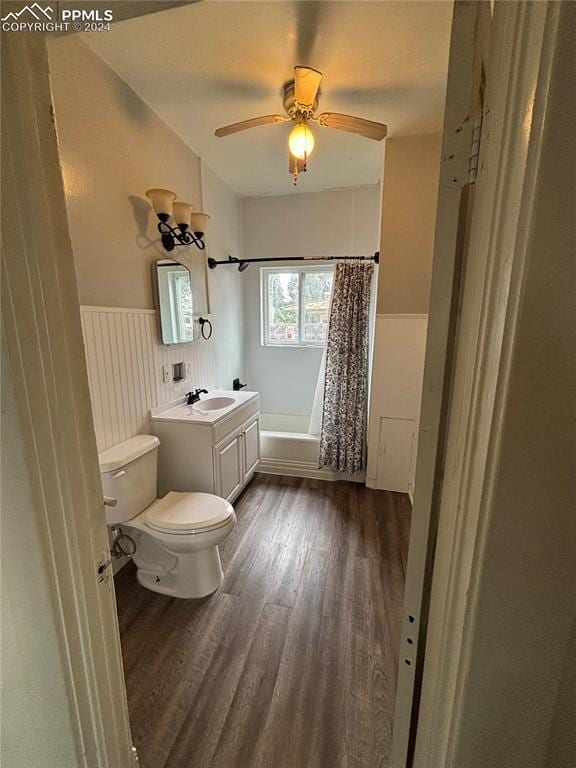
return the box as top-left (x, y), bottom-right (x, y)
top-left (243, 418), bottom-right (260, 480)
top-left (391, 2), bottom-right (491, 765)
top-left (215, 434), bottom-right (243, 501)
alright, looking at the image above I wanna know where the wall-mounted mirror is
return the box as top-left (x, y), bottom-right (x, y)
top-left (156, 260), bottom-right (195, 344)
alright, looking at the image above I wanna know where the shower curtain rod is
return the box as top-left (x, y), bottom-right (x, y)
top-left (207, 252), bottom-right (379, 271)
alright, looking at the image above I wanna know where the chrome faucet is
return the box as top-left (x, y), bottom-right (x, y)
top-left (186, 388), bottom-right (208, 405)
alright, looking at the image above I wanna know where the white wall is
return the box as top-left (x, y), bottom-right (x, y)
top-left (1, 341), bottom-right (79, 768)
top-left (80, 306), bottom-right (217, 453)
top-left (242, 186), bottom-right (380, 416)
top-left (202, 164), bottom-right (246, 390)
top-left (366, 315), bottom-right (428, 495)
top-left (368, 134), bottom-right (441, 493)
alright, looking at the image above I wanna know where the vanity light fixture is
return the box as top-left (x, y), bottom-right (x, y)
top-left (145, 188), bottom-right (210, 252)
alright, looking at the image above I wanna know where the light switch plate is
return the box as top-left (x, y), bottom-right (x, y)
top-left (185, 361), bottom-right (192, 379)
top-left (162, 364), bottom-right (171, 384)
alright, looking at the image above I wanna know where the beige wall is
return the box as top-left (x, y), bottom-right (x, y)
top-left (377, 133), bottom-right (442, 314)
top-left (48, 36), bottom-right (203, 310)
top-left (47, 37), bottom-right (246, 393)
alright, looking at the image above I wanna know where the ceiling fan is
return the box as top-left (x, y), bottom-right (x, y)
top-left (214, 66), bottom-right (387, 184)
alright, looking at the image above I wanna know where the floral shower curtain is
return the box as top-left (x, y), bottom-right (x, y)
top-left (319, 261), bottom-right (373, 474)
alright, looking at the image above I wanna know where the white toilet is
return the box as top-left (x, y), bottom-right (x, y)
top-left (99, 434), bottom-right (236, 598)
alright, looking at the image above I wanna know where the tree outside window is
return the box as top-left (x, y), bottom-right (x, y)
top-left (263, 267), bottom-right (333, 346)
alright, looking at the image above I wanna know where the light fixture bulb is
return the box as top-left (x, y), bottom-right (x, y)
top-left (172, 202), bottom-right (195, 229)
top-left (189, 212), bottom-right (210, 237)
top-left (145, 188), bottom-right (176, 219)
top-left (289, 121), bottom-right (315, 159)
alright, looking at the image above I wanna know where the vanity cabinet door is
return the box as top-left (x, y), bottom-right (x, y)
top-left (243, 417), bottom-right (260, 480)
top-left (214, 434), bottom-right (243, 502)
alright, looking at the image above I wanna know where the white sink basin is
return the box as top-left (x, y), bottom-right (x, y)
top-left (150, 390), bottom-right (258, 425)
top-left (194, 396), bottom-right (236, 412)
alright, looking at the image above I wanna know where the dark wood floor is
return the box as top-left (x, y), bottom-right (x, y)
top-left (115, 474), bottom-right (411, 768)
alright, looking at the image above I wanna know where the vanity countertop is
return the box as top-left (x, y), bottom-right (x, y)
top-left (150, 390), bottom-right (259, 426)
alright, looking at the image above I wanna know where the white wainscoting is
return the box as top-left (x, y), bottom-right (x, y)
top-left (80, 306), bottom-right (216, 452)
top-left (366, 314), bottom-right (428, 496)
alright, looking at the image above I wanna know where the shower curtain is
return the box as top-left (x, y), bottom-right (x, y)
top-left (318, 261), bottom-right (374, 474)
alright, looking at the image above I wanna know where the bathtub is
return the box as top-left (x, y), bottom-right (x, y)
top-left (258, 413), bottom-right (364, 482)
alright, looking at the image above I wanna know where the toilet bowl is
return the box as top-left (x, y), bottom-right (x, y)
top-left (99, 435), bottom-right (236, 598)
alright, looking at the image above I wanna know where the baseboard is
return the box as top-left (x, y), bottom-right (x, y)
top-left (257, 457), bottom-right (365, 484)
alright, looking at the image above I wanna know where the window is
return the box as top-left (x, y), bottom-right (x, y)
top-left (261, 266), bottom-right (334, 346)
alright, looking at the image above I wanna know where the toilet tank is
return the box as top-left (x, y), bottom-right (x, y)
top-left (98, 435), bottom-right (160, 525)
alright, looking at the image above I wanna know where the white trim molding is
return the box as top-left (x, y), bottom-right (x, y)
top-left (81, 305), bottom-right (157, 315)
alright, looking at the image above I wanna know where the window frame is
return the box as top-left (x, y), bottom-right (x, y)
top-left (260, 265), bottom-right (334, 348)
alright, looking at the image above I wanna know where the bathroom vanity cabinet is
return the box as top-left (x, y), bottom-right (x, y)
top-left (150, 391), bottom-right (260, 503)
top-left (213, 416), bottom-right (260, 501)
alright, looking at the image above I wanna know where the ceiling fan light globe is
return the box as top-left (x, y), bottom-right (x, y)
top-left (289, 122), bottom-right (315, 160)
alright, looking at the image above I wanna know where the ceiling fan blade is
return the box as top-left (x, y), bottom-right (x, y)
top-left (215, 115), bottom-right (287, 137)
top-left (294, 66), bottom-right (322, 107)
top-left (316, 112), bottom-right (388, 141)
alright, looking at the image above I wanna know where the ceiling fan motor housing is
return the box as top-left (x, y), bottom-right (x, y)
top-left (283, 80), bottom-right (319, 118)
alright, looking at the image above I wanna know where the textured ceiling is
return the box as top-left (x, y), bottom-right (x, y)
top-left (85, 1), bottom-right (451, 196)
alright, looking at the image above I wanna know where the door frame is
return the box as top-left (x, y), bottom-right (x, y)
top-left (390, 1), bottom-right (491, 762)
top-left (2, 30), bottom-right (136, 767)
top-left (413, 3), bottom-right (562, 765)
top-left (1, 5), bottom-right (195, 765)
top-left (392, 1), bottom-right (563, 766)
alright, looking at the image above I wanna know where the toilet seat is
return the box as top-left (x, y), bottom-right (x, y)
top-left (143, 492), bottom-right (234, 535)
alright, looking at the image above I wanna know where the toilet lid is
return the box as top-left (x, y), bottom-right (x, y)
top-left (143, 492), bottom-right (233, 533)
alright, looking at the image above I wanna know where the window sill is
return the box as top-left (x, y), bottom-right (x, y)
top-left (261, 342), bottom-right (326, 349)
